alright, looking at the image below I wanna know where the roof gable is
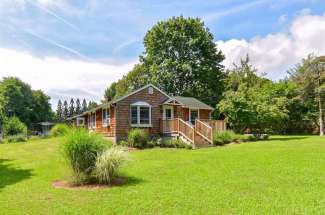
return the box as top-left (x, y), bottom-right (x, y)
top-left (112, 84), bottom-right (171, 104)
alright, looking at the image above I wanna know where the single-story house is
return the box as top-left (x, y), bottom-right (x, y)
top-left (69, 84), bottom-right (225, 145)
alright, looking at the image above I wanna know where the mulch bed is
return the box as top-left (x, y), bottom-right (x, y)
top-left (53, 178), bottom-right (126, 190)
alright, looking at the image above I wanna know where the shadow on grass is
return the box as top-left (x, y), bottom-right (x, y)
top-left (266, 136), bottom-right (308, 142)
top-left (0, 159), bottom-right (33, 192)
top-left (120, 175), bottom-right (145, 187)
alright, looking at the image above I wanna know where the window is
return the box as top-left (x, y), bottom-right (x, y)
top-left (131, 106), bottom-right (138, 124)
top-left (163, 106), bottom-right (173, 120)
top-left (140, 106), bottom-right (150, 124)
top-left (130, 101), bottom-right (152, 127)
top-left (165, 109), bottom-right (172, 119)
top-left (102, 108), bottom-right (110, 127)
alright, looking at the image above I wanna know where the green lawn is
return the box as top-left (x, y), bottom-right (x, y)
top-left (1, 136), bottom-right (325, 214)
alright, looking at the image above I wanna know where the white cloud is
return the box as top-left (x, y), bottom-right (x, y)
top-left (0, 48), bottom-right (136, 108)
top-left (217, 13), bottom-right (325, 80)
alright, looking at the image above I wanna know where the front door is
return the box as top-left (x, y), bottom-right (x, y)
top-left (163, 106), bottom-right (174, 120)
top-left (189, 109), bottom-right (198, 125)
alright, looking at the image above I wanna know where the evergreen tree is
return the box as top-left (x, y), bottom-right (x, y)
top-left (75, 98), bottom-right (81, 114)
top-left (63, 100), bottom-right (69, 120)
top-left (56, 100), bottom-right (63, 122)
top-left (69, 98), bottom-right (75, 117)
top-left (88, 101), bottom-right (98, 110)
top-left (82, 99), bottom-right (87, 112)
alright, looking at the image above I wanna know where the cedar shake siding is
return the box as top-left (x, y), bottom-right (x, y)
top-left (115, 86), bottom-right (169, 141)
top-left (199, 109), bottom-right (211, 120)
top-left (94, 106), bottom-right (116, 137)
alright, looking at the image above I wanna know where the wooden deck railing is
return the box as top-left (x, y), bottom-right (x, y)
top-left (200, 120), bottom-right (226, 133)
top-left (160, 118), bottom-right (179, 133)
top-left (161, 118), bottom-right (226, 145)
top-left (178, 118), bottom-right (195, 143)
top-left (195, 119), bottom-right (213, 144)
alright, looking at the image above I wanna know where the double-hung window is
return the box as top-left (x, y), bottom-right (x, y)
top-left (130, 101), bottom-right (152, 127)
top-left (102, 108), bottom-right (110, 127)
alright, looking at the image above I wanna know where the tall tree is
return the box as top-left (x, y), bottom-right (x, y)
top-left (290, 55), bottom-right (325, 136)
top-left (108, 16), bottom-right (225, 107)
top-left (218, 58), bottom-right (288, 133)
top-left (75, 98), bottom-right (81, 114)
top-left (56, 100), bottom-right (63, 122)
top-left (82, 99), bottom-right (87, 112)
top-left (88, 101), bottom-right (98, 110)
top-left (69, 99), bottom-right (75, 117)
top-left (31, 90), bottom-right (53, 123)
top-left (104, 82), bottom-right (117, 101)
top-left (0, 77), bottom-right (53, 126)
top-left (63, 100), bottom-right (69, 120)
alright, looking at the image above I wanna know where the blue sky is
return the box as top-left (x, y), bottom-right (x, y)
top-left (1, 0), bottom-right (325, 108)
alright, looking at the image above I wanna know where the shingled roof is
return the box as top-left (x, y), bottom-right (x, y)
top-left (170, 96), bottom-right (214, 110)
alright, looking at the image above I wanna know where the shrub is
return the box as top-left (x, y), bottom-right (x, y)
top-left (3, 117), bottom-right (27, 137)
top-left (127, 129), bottom-right (149, 148)
top-left (213, 130), bottom-right (237, 145)
top-left (62, 128), bottom-right (109, 184)
top-left (7, 134), bottom-right (27, 143)
top-left (93, 147), bottom-right (128, 184)
top-left (50, 124), bottom-right (70, 137)
top-left (118, 140), bottom-right (129, 147)
top-left (161, 138), bottom-right (193, 149)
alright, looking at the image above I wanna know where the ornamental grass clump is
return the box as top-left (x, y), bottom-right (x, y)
top-left (62, 128), bottom-right (109, 184)
top-left (94, 147), bottom-right (128, 184)
top-left (50, 123), bottom-right (70, 137)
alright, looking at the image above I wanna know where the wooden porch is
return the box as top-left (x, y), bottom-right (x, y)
top-left (160, 118), bottom-right (226, 146)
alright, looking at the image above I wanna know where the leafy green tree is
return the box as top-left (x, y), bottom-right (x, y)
top-left (218, 58), bottom-right (288, 133)
top-left (0, 77), bottom-right (53, 127)
top-left (75, 98), bottom-right (81, 114)
top-left (69, 99), bottom-right (75, 118)
top-left (104, 82), bottom-right (117, 101)
top-left (0, 77), bottom-right (34, 126)
top-left (88, 101), bottom-right (98, 110)
top-left (31, 90), bottom-right (53, 123)
top-left (290, 55), bottom-right (325, 136)
top-left (56, 100), bottom-right (63, 122)
top-left (109, 16), bottom-right (225, 107)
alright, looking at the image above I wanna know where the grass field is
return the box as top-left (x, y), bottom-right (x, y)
top-left (1, 136), bottom-right (325, 214)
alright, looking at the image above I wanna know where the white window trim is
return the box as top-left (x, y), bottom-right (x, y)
top-left (130, 102), bottom-right (152, 127)
top-left (163, 105), bottom-right (174, 120)
top-left (102, 108), bottom-right (110, 127)
top-left (189, 109), bottom-right (200, 124)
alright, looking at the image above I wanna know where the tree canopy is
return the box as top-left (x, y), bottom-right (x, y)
top-left (0, 77), bottom-right (53, 127)
top-left (218, 57), bottom-right (288, 133)
top-left (107, 16), bottom-right (225, 107)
